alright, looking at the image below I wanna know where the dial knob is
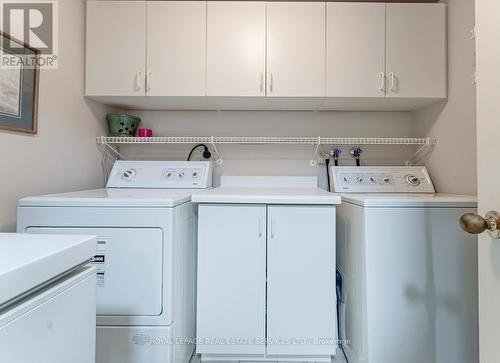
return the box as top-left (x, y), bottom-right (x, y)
top-left (121, 169), bottom-right (136, 181)
top-left (369, 176), bottom-right (376, 183)
top-left (178, 172), bottom-right (185, 178)
top-left (192, 172), bottom-right (198, 179)
top-left (356, 176), bottom-right (363, 183)
top-left (405, 174), bottom-right (420, 186)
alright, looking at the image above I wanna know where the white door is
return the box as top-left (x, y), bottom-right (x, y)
top-left (326, 3), bottom-right (385, 98)
top-left (266, 205), bottom-right (336, 356)
top-left (385, 4), bottom-right (446, 98)
top-left (86, 1), bottom-right (146, 96)
top-left (267, 2), bottom-right (326, 97)
top-left (472, 1), bottom-right (500, 362)
top-left (206, 1), bottom-right (266, 97)
top-left (196, 205), bottom-right (266, 355)
top-left (27, 227), bottom-right (164, 316)
top-left (146, 1), bottom-right (206, 96)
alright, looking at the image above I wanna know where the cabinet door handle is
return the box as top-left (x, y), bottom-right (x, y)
top-left (270, 217), bottom-right (275, 239)
top-left (389, 72), bottom-right (395, 92)
top-left (269, 73), bottom-right (274, 93)
top-left (146, 71), bottom-right (152, 92)
top-left (260, 72), bottom-right (264, 93)
top-left (258, 216), bottom-right (263, 237)
top-left (378, 72), bottom-right (386, 93)
top-left (135, 71), bottom-right (143, 91)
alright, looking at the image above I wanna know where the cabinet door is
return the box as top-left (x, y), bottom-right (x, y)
top-left (207, 2), bottom-right (266, 97)
top-left (86, 1), bottom-right (146, 96)
top-left (197, 205), bottom-right (266, 355)
top-left (267, 2), bottom-right (326, 97)
top-left (326, 3), bottom-right (386, 97)
top-left (267, 205), bottom-right (337, 356)
top-left (147, 1), bottom-right (206, 96)
top-left (386, 4), bottom-right (446, 98)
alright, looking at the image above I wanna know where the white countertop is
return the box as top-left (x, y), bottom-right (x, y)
top-left (0, 234), bottom-right (96, 306)
top-left (191, 187), bottom-right (342, 205)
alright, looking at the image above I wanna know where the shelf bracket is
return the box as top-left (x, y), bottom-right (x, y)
top-left (210, 136), bottom-right (223, 165)
top-left (101, 140), bottom-right (126, 160)
top-left (405, 137), bottom-right (436, 166)
top-left (310, 136), bottom-right (322, 166)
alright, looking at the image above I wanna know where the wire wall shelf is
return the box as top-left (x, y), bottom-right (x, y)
top-left (96, 136), bottom-right (436, 166)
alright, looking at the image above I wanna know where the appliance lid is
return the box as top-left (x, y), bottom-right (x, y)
top-left (0, 233), bottom-right (96, 307)
top-left (341, 193), bottom-right (477, 208)
top-left (18, 188), bottom-right (208, 207)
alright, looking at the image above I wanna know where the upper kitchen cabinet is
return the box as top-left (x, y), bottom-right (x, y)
top-left (386, 3), bottom-right (447, 99)
top-left (326, 3), bottom-right (386, 98)
top-left (207, 1), bottom-right (266, 97)
top-left (86, 1), bottom-right (146, 96)
top-left (147, 1), bottom-right (206, 97)
top-left (86, 0), bottom-right (206, 98)
top-left (267, 2), bottom-right (326, 97)
top-left (85, 1), bottom-right (447, 110)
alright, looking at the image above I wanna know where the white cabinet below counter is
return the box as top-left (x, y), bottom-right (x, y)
top-left (196, 204), bottom-right (337, 360)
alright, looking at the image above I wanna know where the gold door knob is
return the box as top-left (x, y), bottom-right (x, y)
top-left (460, 211), bottom-right (500, 239)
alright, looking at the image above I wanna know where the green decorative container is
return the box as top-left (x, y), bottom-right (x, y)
top-left (106, 114), bottom-right (141, 137)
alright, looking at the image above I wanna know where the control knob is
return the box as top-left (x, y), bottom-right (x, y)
top-left (121, 169), bottom-right (136, 181)
top-left (405, 174), bottom-right (421, 186)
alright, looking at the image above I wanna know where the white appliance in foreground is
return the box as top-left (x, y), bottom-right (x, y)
top-left (0, 234), bottom-right (96, 363)
top-left (17, 161), bottom-right (213, 363)
top-left (192, 176), bottom-right (341, 362)
top-left (331, 166), bottom-right (479, 363)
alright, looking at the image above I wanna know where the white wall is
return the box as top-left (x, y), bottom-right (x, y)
top-left (415, 0), bottom-right (477, 195)
top-left (0, 0), bottom-right (107, 231)
top-left (120, 110), bottom-right (416, 189)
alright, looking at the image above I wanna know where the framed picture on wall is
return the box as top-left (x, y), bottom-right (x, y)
top-left (0, 31), bottom-right (40, 134)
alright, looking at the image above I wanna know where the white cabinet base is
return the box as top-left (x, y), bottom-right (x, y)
top-left (86, 95), bottom-right (445, 112)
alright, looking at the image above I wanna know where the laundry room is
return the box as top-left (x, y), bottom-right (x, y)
top-left (1, 0), bottom-right (497, 363)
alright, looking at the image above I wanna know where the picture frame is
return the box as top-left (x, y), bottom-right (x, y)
top-left (0, 31), bottom-right (40, 134)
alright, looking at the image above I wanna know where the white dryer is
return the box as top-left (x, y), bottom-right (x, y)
top-left (17, 161), bottom-right (213, 363)
top-left (330, 166), bottom-right (478, 363)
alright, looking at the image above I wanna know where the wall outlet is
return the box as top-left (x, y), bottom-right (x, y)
top-left (317, 151), bottom-right (329, 165)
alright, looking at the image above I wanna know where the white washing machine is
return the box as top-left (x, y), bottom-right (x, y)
top-left (17, 161), bottom-right (213, 363)
top-left (330, 166), bottom-right (478, 363)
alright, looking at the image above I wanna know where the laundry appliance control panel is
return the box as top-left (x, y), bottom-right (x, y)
top-left (331, 166), bottom-right (435, 193)
top-left (107, 161), bottom-right (213, 188)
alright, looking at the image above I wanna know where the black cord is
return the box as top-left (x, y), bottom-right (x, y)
top-left (336, 269), bottom-right (350, 363)
top-left (187, 144), bottom-right (212, 161)
top-left (326, 158), bottom-right (331, 192)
